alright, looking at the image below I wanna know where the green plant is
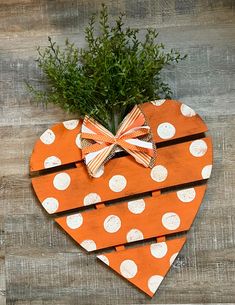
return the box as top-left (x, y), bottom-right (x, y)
top-left (27, 4), bottom-right (186, 133)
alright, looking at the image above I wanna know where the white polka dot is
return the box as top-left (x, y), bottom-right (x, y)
top-left (180, 104), bottom-right (196, 117)
top-left (80, 239), bottom-right (97, 251)
top-left (42, 197), bottom-right (59, 214)
top-left (157, 122), bottom-right (176, 139)
top-left (83, 193), bottom-right (101, 206)
top-left (127, 199), bottom-right (145, 214)
top-left (109, 175), bottom-right (127, 192)
top-left (97, 255), bottom-right (109, 266)
top-left (93, 165), bottom-right (104, 178)
top-left (44, 156), bottom-right (61, 169)
top-left (162, 212), bottom-right (181, 230)
top-left (103, 215), bottom-right (121, 233)
top-left (177, 188), bottom-right (196, 202)
top-left (150, 242), bottom-right (168, 259)
top-left (151, 165), bottom-right (168, 182)
top-left (126, 229), bottom-right (144, 242)
top-left (151, 99), bottom-right (166, 106)
top-left (120, 260), bottom-right (138, 279)
top-left (63, 119), bottom-right (79, 130)
top-left (201, 165), bottom-right (212, 179)
top-left (148, 275), bottom-right (164, 294)
top-left (40, 129), bottom-right (55, 145)
top-left (170, 252), bottom-right (179, 265)
top-left (53, 172), bottom-right (71, 190)
top-left (189, 139), bottom-right (207, 157)
top-left (75, 133), bottom-right (82, 149)
top-left (66, 213), bottom-right (83, 229)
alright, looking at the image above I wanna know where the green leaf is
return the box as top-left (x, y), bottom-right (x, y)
top-left (27, 4), bottom-right (187, 132)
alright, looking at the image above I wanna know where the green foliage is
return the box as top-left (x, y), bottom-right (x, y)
top-left (27, 4), bottom-right (186, 132)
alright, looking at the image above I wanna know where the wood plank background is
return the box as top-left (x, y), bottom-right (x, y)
top-left (0, 0), bottom-right (235, 304)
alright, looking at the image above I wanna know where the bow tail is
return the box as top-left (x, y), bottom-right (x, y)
top-left (86, 144), bottom-right (115, 176)
top-left (124, 148), bottom-right (154, 168)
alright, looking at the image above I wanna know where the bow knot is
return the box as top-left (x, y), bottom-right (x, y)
top-left (81, 105), bottom-right (156, 177)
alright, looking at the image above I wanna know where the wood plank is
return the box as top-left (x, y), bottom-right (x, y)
top-left (0, 216), bottom-right (6, 305)
top-left (32, 137), bottom-right (212, 213)
top-left (97, 236), bottom-right (186, 297)
top-left (30, 120), bottom-right (82, 172)
top-left (140, 100), bottom-right (207, 143)
top-left (1, 0), bottom-right (235, 303)
top-left (55, 185), bottom-right (206, 251)
top-left (30, 100), bottom-right (208, 171)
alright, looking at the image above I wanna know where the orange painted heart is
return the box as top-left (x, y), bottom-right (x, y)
top-left (30, 99), bottom-right (213, 297)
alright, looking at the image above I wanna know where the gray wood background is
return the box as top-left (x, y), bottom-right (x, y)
top-left (0, 0), bottom-right (234, 304)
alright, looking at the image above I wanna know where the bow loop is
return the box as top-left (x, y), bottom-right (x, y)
top-left (81, 105), bottom-right (156, 177)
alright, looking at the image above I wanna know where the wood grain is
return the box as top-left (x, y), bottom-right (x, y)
top-left (0, 0), bottom-right (235, 304)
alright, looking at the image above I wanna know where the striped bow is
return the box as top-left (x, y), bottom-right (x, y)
top-left (81, 105), bottom-right (156, 177)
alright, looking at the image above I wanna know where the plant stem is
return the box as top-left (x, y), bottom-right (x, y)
top-left (110, 107), bottom-right (121, 134)
top-left (114, 111), bottom-right (120, 133)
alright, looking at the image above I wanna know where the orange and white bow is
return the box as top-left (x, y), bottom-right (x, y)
top-left (81, 105), bottom-right (156, 177)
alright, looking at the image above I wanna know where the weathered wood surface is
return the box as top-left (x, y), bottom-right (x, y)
top-left (0, 0), bottom-right (234, 304)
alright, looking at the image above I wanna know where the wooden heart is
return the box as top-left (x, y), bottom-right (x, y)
top-left (30, 99), bottom-right (213, 297)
